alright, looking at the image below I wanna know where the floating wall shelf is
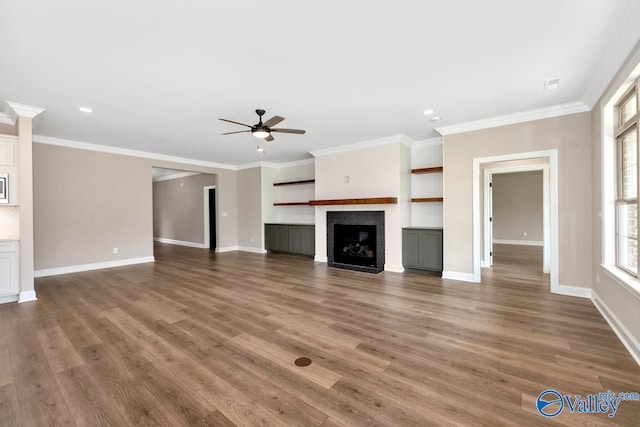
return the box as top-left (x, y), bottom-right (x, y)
top-left (411, 166), bottom-right (443, 174)
top-left (411, 197), bottom-right (444, 203)
top-left (273, 179), bottom-right (315, 186)
top-left (273, 202), bottom-right (310, 206)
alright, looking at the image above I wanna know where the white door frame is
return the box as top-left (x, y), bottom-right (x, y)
top-left (482, 164), bottom-right (550, 274)
top-left (203, 185), bottom-right (216, 249)
top-left (472, 149), bottom-right (558, 292)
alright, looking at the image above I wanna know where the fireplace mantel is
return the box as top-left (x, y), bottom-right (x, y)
top-left (309, 197), bottom-right (397, 206)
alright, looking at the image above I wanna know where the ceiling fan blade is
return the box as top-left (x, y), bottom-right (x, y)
top-left (221, 130), bottom-right (251, 135)
top-left (219, 118), bottom-right (253, 128)
top-left (265, 134), bottom-right (275, 142)
top-left (263, 115), bottom-right (285, 128)
top-left (270, 128), bottom-right (306, 134)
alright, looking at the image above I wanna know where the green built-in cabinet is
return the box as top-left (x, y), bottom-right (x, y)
top-left (402, 227), bottom-right (443, 274)
top-left (265, 224), bottom-right (315, 256)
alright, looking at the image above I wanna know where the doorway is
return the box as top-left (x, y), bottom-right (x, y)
top-left (472, 149), bottom-right (559, 292)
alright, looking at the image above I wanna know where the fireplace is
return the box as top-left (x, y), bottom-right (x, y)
top-left (327, 211), bottom-right (384, 273)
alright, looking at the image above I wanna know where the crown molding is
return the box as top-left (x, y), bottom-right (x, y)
top-left (0, 112), bottom-right (13, 125)
top-left (412, 137), bottom-right (443, 147)
top-left (6, 101), bottom-right (45, 121)
top-left (435, 102), bottom-right (589, 136)
top-left (153, 171), bottom-right (201, 182)
top-left (582, 2), bottom-right (640, 108)
top-left (236, 158), bottom-right (315, 171)
top-left (309, 134), bottom-right (413, 158)
top-left (33, 135), bottom-right (238, 171)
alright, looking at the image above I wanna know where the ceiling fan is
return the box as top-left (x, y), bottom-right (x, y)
top-left (219, 109), bottom-right (306, 142)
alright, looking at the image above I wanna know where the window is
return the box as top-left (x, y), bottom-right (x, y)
top-left (616, 80), bottom-right (640, 275)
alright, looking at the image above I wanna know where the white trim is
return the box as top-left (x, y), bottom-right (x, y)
top-left (6, 101), bottom-right (45, 120)
top-left (0, 112), bottom-right (13, 125)
top-left (153, 171), bottom-right (201, 182)
top-left (34, 256), bottom-right (155, 278)
top-left (237, 246), bottom-right (268, 254)
top-left (554, 284), bottom-right (592, 299)
top-left (18, 290), bottom-right (37, 303)
top-left (412, 137), bottom-right (443, 147)
top-left (442, 271), bottom-right (476, 282)
top-left (310, 135), bottom-right (413, 157)
top-left (153, 237), bottom-right (206, 249)
top-left (435, 102), bottom-right (589, 136)
top-left (215, 246), bottom-right (239, 253)
top-left (314, 255), bottom-right (328, 263)
top-left (33, 135), bottom-right (238, 170)
top-left (384, 264), bottom-right (404, 273)
top-left (203, 185), bottom-right (216, 250)
top-left (493, 239), bottom-right (544, 246)
top-left (236, 158), bottom-right (315, 170)
top-left (0, 294), bottom-right (18, 304)
top-left (592, 290), bottom-right (640, 366)
top-left (473, 150), bottom-right (559, 289)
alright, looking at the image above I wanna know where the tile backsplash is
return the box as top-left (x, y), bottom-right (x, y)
top-left (0, 206), bottom-right (19, 239)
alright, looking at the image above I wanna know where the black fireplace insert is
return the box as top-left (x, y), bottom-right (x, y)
top-left (333, 224), bottom-right (377, 267)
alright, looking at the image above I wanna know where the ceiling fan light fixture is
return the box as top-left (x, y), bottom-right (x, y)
top-left (253, 129), bottom-right (270, 139)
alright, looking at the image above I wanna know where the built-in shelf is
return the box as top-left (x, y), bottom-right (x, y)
top-left (309, 197), bottom-right (397, 206)
top-left (411, 166), bottom-right (443, 174)
top-left (273, 179), bottom-right (315, 186)
top-left (273, 202), bottom-right (310, 206)
top-left (412, 197), bottom-right (443, 203)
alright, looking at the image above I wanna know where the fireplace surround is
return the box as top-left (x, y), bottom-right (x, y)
top-left (327, 211), bottom-right (384, 273)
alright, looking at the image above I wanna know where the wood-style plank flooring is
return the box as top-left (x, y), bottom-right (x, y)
top-left (1, 243), bottom-right (639, 426)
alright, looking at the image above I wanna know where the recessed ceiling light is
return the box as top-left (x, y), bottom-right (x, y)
top-left (544, 77), bottom-right (561, 91)
top-left (423, 109), bottom-right (435, 116)
top-left (430, 116), bottom-right (441, 122)
top-left (78, 106), bottom-right (93, 113)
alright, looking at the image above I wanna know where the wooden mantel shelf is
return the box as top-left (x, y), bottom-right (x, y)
top-left (411, 166), bottom-right (443, 174)
top-left (309, 197), bottom-right (397, 206)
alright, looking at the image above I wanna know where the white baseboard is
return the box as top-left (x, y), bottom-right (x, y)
top-left (384, 264), bottom-right (405, 273)
top-left (237, 246), bottom-right (267, 254)
top-left (18, 290), bottom-right (37, 303)
top-left (552, 284), bottom-right (592, 299)
top-left (592, 290), bottom-right (640, 366)
top-left (314, 255), bottom-right (328, 263)
top-left (442, 271), bottom-right (478, 283)
top-left (154, 237), bottom-right (206, 249)
top-left (215, 246), bottom-right (238, 253)
top-left (35, 256), bottom-right (155, 278)
top-left (493, 239), bottom-right (543, 246)
top-left (0, 294), bottom-right (18, 304)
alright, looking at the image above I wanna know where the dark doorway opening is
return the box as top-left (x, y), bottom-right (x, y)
top-left (209, 188), bottom-right (216, 251)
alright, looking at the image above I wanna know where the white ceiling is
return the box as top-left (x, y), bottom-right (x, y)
top-left (2, 1), bottom-right (640, 166)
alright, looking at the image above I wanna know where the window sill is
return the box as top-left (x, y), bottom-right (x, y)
top-left (601, 264), bottom-right (640, 301)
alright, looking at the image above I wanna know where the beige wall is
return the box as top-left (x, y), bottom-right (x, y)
top-left (153, 173), bottom-right (217, 244)
top-left (492, 171), bottom-right (543, 242)
top-left (33, 143), bottom-right (238, 270)
top-left (443, 112), bottom-right (592, 287)
top-left (237, 167), bottom-right (263, 249)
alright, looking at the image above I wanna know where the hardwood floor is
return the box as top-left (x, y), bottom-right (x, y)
top-left (1, 243), bottom-right (639, 426)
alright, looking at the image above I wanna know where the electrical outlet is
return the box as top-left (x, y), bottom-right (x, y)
top-left (113, 247), bottom-right (118, 254)
top-left (222, 212), bottom-right (228, 217)
top-left (522, 232), bottom-right (527, 237)
top-left (251, 237), bottom-right (255, 243)
top-left (344, 176), bottom-right (350, 183)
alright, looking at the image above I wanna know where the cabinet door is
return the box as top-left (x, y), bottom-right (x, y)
top-left (300, 226), bottom-right (315, 256)
top-left (420, 230), bottom-right (443, 271)
top-left (289, 226), bottom-right (303, 254)
top-left (265, 225), bottom-right (277, 251)
top-left (402, 229), bottom-right (422, 269)
top-left (275, 225), bottom-right (289, 252)
top-left (0, 242), bottom-right (19, 297)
